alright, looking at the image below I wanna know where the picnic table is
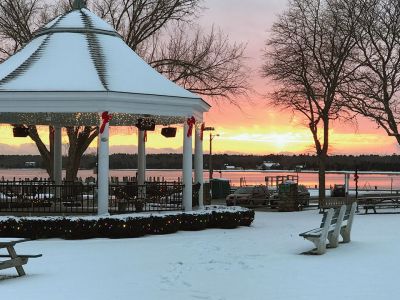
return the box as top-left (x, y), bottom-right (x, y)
top-left (0, 238), bottom-right (42, 276)
top-left (357, 195), bottom-right (400, 213)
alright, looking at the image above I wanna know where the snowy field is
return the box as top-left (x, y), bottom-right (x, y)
top-left (1, 209), bottom-right (399, 300)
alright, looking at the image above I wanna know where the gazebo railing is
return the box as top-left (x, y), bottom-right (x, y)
top-left (0, 180), bottom-right (184, 215)
top-left (0, 181), bottom-right (97, 214)
top-left (109, 182), bottom-right (184, 214)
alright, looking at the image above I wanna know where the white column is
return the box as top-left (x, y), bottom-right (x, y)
top-left (183, 121), bottom-right (193, 211)
top-left (194, 124), bottom-right (204, 208)
top-left (344, 173), bottom-right (350, 196)
top-left (53, 126), bottom-right (62, 185)
top-left (137, 129), bottom-right (146, 199)
top-left (98, 121), bottom-right (109, 215)
top-left (138, 130), bottom-right (146, 185)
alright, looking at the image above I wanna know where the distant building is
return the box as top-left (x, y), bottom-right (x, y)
top-left (24, 162), bottom-right (37, 168)
top-left (258, 161), bottom-right (280, 170)
top-left (295, 165), bottom-right (305, 172)
top-left (223, 164), bottom-right (243, 170)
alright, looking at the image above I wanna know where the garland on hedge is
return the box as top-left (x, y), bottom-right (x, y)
top-left (0, 207), bottom-right (255, 240)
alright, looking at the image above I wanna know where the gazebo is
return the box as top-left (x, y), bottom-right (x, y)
top-left (0, 1), bottom-right (210, 214)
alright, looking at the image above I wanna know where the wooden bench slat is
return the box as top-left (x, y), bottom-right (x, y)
top-left (0, 238), bottom-right (29, 247)
top-left (0, 254), bottom-right (42, 258)
top-left (0, 257), bottom-right (28, 271)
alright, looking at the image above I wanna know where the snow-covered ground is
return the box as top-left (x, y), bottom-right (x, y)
top-left (1, 209), bottom-right (399, 300)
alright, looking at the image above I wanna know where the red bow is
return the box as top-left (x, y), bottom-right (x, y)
top-left (144, 130), bottom-right (147, 143)
top-left (200, 123), bottom-right (205, 141)
top-left (100, 111), bottom-right (112, 134)
top-left (186, 116), bottom-right (196, 137)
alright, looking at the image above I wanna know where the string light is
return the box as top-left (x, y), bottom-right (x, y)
top-left (0, 112), bottom-right (193, 127)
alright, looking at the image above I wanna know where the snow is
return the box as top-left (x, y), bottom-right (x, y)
top-left (82, 9), bottom-right (116, 32)
top-left (43, 16), bottom-right (62, 29)
top-left (99, 34), bottom-right (197, 98)
top-left (1, 209), bottom-right (399, 299)
top-left (2, 33), bottom-right (105, 91)
top-left (55, 10), bottom-right (84, 29)
top-left (0, 7), bottom-right (206, 118)
top-left (308, 189), bottom-right (400, 197)
top-left (0, 9), bottom-right (201, 99)
top-left (0, 192), bottom-right (15, 200)
top-left (0, 36), bottom-right (46, 82)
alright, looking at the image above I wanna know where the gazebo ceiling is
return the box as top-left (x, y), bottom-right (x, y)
top-left (0, 5), bottom-right (210, 125)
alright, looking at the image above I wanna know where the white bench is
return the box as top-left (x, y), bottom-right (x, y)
top-left (299, 202), bottom-right (356, 254)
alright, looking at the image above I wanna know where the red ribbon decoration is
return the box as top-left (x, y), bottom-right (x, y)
top-left (144, 130), bottom-right (147, 143)
top-left (100, 111), bottom-right (112, 134)
top-left (186, 116), bottom-right (196, 137)
top-left (200, 123), bottom-right (205, 141)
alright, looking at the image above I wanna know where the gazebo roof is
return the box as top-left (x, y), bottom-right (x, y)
top-left (0, 5), bottom-right (210, 125)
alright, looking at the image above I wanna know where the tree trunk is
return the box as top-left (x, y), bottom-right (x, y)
top-left (28, 125), bottom-right (54, 179)
top-left (65, 126), bottom-right (98, 182)
top-left (318, 153), bottom-right (327, 208)
top-left (65, 153), bottom-right (81, 182)
top-left (65, 137), bottom-right (85, 182)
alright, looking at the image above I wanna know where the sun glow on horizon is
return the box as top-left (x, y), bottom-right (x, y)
top-left (0, 122), bottom-right (398, 156)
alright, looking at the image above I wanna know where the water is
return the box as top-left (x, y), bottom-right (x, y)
top-left (1, 168), bottom-right (400, 190)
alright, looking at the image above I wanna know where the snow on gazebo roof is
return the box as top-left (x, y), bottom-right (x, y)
top-left (0, 3), bottom-right (210, 126)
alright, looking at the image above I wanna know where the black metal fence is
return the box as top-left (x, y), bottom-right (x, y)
top-left (0, 180), bottom-right (184, 215)
top-left (109, 182), bottom-right (184, 214)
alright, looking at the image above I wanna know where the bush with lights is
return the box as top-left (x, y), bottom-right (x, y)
top-left (0, 207), bottom-right (254, 239)
top-left (208, 211), bottom-right (241, 229)
top-left (97, 217), bottom-right (150, 239)
top-left (180, 213), bottom-right (210, 231)
top-left (238, 209), bottom-right (255, 226)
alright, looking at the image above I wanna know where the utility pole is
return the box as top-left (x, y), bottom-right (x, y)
top-left (209, 130), bottom-right (213, 180)
top-left (203, 127), bottom-right (219, 180)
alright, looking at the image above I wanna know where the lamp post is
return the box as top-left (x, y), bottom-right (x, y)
top-left (203, 127), bottom-right (219, 181)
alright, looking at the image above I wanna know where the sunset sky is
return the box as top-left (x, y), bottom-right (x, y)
top-left (0, 0), bottom-right (399, 156)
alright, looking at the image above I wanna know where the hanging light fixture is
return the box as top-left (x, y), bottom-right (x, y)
top-left (161, 127), bottom-right (177, 138)
top-left (12, 125), bottom-right (29, 137)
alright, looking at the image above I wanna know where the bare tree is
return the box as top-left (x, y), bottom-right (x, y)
top-left (93, 0), bottom-right (201, 51)
top-left (262, 0), bottom-right (360, 203)
top-left (145, 25), bottom-right (248, 100)
top-left (0, 0), bottom-right (39, 59)
top-left (342, 0), bottom-right (400, 146)
top-left (0, 0), bottom-right (249, 181)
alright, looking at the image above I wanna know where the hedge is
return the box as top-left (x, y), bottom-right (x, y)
top-left (0, 206), bottom-right (255, 240)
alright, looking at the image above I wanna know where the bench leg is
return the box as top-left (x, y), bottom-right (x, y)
top-left (340, 227), bottom-right (350, 243)
top-left (341, 202), bottom-right (357, 243)
top-left (328, 231), bottom-right (340, 248)
top-left (306, 236), bottom-right (327, 255)
top-left (6, 246), bottom-right (26, 276)
top-left (328, 205), bottom-right (346, 248)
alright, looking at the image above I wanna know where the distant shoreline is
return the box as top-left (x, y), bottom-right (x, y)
top-left (2, 167), bottom-right (400, 176)
top-left (2, 153), bottom-right (400, 172)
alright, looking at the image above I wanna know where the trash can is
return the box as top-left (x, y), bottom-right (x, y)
top-left (331, 184), bottom-right (345, 197)
top-left (203, 182), bottom-right (211, 205)
top-left (278, 181), bottom-right (299, 212)
top-left (210, 178), bottom-right (231, 199)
